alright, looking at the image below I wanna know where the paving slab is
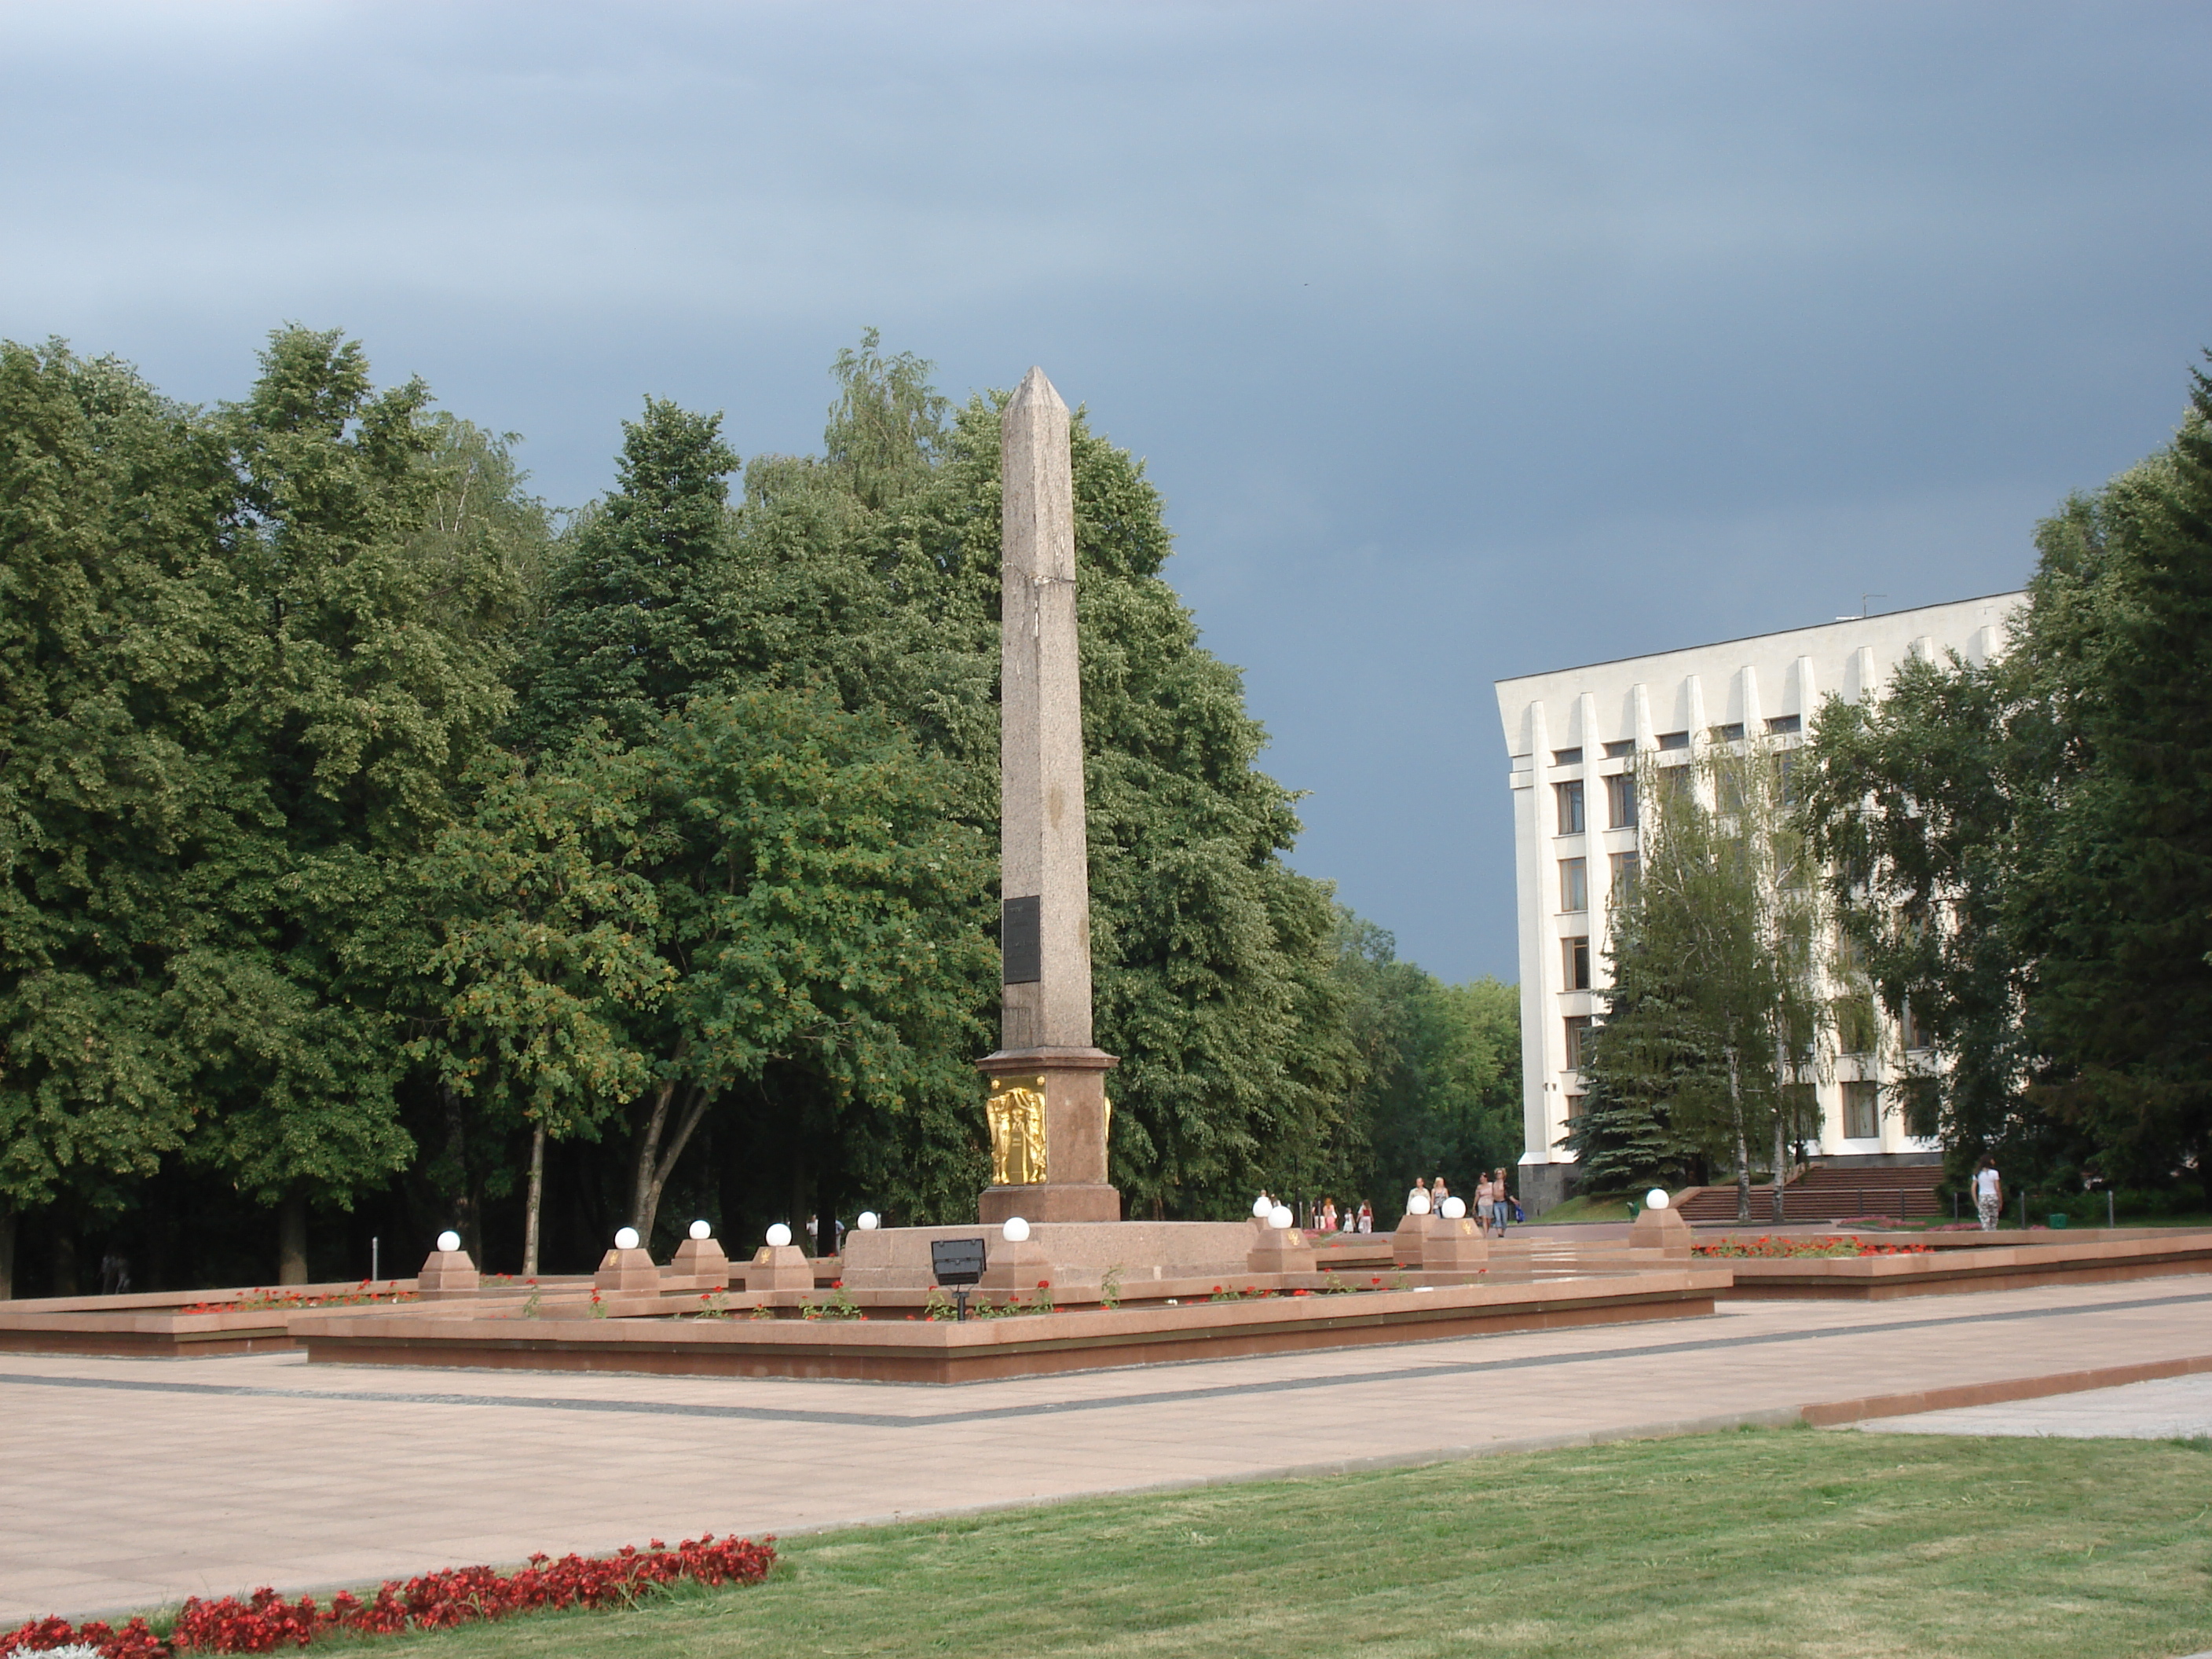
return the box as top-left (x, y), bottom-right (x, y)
top-left (1, 1277), bottom-right (2207, 1622)
top-left (1854, 1370), bottom-right (2212, 1439)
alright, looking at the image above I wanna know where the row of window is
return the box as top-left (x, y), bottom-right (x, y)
top-left (1547, 716), bottom-right (1799, 772)
top-left (1558, 1066), bottom-right (1887, 1141)
top-left (1561, 993), bottom-right (1926, 1054)
top-left (1553, 775), bottom-right (1640, 836)
top-left (1556, 852), bottom-right (1639, 913)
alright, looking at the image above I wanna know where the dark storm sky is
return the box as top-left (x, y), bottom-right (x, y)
top-left (5, 2), bottom-right (2205, 981)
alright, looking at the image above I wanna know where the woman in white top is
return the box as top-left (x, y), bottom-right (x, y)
top-left (1973, 1159), bottom-right (2002, 1230)
top-left (1475, 1174), bottom-right (1495, 1230)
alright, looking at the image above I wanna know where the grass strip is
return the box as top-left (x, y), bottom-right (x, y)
top-left (331, 1425), bottom-right (2210, 1659)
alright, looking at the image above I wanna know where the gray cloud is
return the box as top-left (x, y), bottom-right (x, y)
top-left (4, 0), bottom-right (2205, 978)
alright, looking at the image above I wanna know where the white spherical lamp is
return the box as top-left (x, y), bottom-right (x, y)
top-left (1251, 1195), bottom-right (1273, 1218)
top-left (614, 1225), bottom-right (641, 1251)
top-left (1645, 1188), bottom-right (1670, 1211)
top-left (1002, 1216), bottom-right (1031, 1243)
top-left (856, 1210), bottom-right (881, 1231)
top-left (1269, 1204), bottom-right (1294, 1230)
top-left (688, 1219), bottom-right (712, 1241)
top-left (1407, 1190), bottom-right (1432, 1216)
top-left (764, 1222), bottom-right (793, 1249)
top-left (436, 1229), bottom-right (461, 1254)
top-left (1441, 1196), bottom-right (1467, 1221)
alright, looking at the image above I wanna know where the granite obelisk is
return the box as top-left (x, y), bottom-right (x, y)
top-left (977, 368), bottom-right (1121, 1225)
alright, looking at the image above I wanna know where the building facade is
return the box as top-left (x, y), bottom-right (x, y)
top-left (1492, 593), bottom-right (2024, 1214)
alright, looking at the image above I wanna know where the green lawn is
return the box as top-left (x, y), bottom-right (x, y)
top-left (343, 1426), bottom-right (2211, 1659)
top-left (1522, 1189), bottom-right (1637, 1224)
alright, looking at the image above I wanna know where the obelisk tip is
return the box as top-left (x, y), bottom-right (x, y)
top-left (1009, 365), bottom-right (1067, 413)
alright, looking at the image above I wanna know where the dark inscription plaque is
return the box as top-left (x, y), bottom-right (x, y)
top-left (1001, 894), bottom-right (1042, 984)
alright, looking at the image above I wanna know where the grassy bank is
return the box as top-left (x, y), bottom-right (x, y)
top-left (342, 1426), bottom-right (2211, 1659)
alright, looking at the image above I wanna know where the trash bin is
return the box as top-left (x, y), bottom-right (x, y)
top-left (2048, 1212), bottom-right (2070, 1229)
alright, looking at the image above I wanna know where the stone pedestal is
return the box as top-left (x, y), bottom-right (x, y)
top-left (416, 1247), bottom-right (478, 1301)
top-left (666, 1236), bottom-right (731, 1291)
top-left (1392, 1211), bottom-right (1434, 1269)
top-left (1629, 1203), bottom-right (1694, 1259)
top-left (745, 1243), bottom-right (815, 1292)
top-left (594, 1246), bottom-right (660, 1296)
top-left (840, 1220), bottom-right (1254, 1292)
top-left (1423, 1217), bottom-right (1489, 1271)
top-left (1245, 1221), bottom-right (1317, 1276)
top-left (976, 1047), bottom-right (1121, 1224)
top-left (980, 1234), bottom-right (1053, 1295)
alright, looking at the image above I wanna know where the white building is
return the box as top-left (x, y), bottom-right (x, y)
top-left (1492, 592), bottom-right (2025, 1214)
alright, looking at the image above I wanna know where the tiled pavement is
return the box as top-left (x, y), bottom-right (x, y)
top-left (1857, 1369), bottom-right (2212, 1439)
top-left (2, 1276), bottom-right (2208, 1621)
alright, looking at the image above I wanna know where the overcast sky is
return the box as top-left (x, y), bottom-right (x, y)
top-left (4, 2), bottom-right (2206, 982)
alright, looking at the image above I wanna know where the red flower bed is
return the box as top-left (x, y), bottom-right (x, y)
top-left (1692, 1235), bottom-right (1934, 1259)
top-left (0, 1534), bottom-right (774, 1658)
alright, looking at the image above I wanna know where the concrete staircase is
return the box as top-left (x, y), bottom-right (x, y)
top-left (1673, 1163), bottom-right (1943, 1225)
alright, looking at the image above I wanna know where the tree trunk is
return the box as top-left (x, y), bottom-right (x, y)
top-left (789, 1144), bottom-right (811, 1258)
top-left (629, 1082), bottom-right (713, 1248)
top-left (53, 1228), bottom-right (80, 1297)
top-left (0, 1199), bottom-right (15, 1302)
top-left (629, 1080), bottom-right (676, 1232)
top-left (522, 1122), bottom-right (547, 1277)
top-left (440, 1083), bottom-right (481, 1260)
top-left (1728, 1048), bottom-right (1751, 1225)
top-left (1771, 1108), bottom-right (1789, 1225)
top-left (278, 1192), bottom-right (309, 1285)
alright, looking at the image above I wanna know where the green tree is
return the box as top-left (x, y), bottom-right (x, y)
top-left (410, 731), bottom-right (670, 1271)
top-left (1328, 914), bottom-right (1520, 1218)
top-left (0, 342), bottom-right (222, 1295)
top-left (2018, 373), bottom-right (2212, 1207)
top-left (1586, 744), bottom-right (1828, 1223)
top-left (512, 399), bottom-right (740, 753)
top-left (194, 328), bottom-right (540, 1279)
top-left (618, 687), bottom-right (993, 1243)
top-left (1798, 652), bottom-right (2036, 1171)
top-left (1804, 360), bottom-right (2212, 1208)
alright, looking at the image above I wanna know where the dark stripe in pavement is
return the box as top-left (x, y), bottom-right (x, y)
top-left (2, 1288), bottom-right (2206, 1432)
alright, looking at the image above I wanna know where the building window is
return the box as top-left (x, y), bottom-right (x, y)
top-left (1777, 751), bottom-right (1800, 807)
top-left (1834, 994), bottom-right (1880, 1057)
top-left (1558, 857), bottom-right (1588, 913)
top-left (1765, 714), bottom-right (1801, 735)
top-left (1656, 731), bottom-right (1690, 751)
top-left (1710, 722), bottom-right (1745, 742)
top-left (1564, 1015), bottom-right (1593, 1071)
top-left (1605, 773), bottom-right (1637, 830)
top-left (1602, 739), bottom-right (1636, 759)
top-left (1551, 747), bottom-right (1582, 767)
top-left (1654, 764), bottom-right (1691, 808)
top-left (1610, 850), bottom-right (1639, 889)
top-left (1903, 999), bottom-right (1931, 1051)
top-left (1565, 1093), bottom-right (1589, 1122)
top-left (1844, 1080), bottom-right (1881, 1141)
top-left (1562, 935), bottom-right (1590, 991)
top-left (1555, 779), bottom-right (1585, 835)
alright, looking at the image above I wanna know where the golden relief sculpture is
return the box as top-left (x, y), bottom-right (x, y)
top-left (986, 1074), bottom-right (1049, 1186)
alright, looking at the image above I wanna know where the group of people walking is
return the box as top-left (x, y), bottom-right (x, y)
top-left (1277, 1170), bottom-right (1523, 1236)
top-left (1406, 1170), bottom-right (1518, 1236)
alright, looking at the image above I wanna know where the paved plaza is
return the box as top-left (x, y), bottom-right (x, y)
top-left (2, 1276), bottom-right (2207, 1622)
top-left (1859, 1369), bottom-right (2212, 1440)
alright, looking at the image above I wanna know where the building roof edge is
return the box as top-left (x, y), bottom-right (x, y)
top-left (1491, 589), bottom-right (2028, 690)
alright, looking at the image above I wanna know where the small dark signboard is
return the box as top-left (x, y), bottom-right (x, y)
top-left (930, 1236), bottom-right (988, 1287)
top-left (1001, 895), bottom-right (1042, 984)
